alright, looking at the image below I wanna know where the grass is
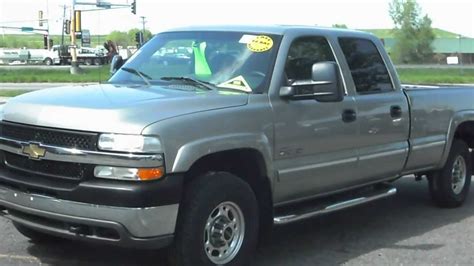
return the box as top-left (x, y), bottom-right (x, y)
top-left (397, 68), bottom-right (474, 84)
top-left (0, 65), bottom-right (110, 83)
top-left (0, 89), bottom-right (32, 97)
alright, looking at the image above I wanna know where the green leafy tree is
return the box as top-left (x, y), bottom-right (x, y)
top-left (389, 0), bottom-right (435, 63)
top-left (127, 28), bottom-right (153, 44)
top-left (332, 24), bottom-right (348, 29)
top-left (106, 30), bottom-right (130, 47)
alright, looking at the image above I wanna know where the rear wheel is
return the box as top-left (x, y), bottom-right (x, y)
top-left (428, 140), bottom-right (472, 208)
top-left (85, 59), bottom-right (92, 66)
top-left (13, 222), bottom-right (61, 243)
top-left (171, 172), bottom-right (259, 266)
top-left (93, 58), bottom-right (102, 65)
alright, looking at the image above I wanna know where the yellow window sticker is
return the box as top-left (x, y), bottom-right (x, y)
top-left (247, 35), bottom-right (273, 53)
top-left (218, 75), bottom-right (252, 93)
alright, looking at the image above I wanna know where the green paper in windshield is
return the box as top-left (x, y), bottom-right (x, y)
top-left (193, 42), bottom-right (212, 78)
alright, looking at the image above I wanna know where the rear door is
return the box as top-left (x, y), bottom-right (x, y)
top-left (338, 37), bottom-right (410, 182)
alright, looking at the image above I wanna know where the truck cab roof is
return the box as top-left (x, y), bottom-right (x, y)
top-left (165, 24), bottom-right (375, 39)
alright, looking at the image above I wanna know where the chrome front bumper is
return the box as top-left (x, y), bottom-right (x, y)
top-left (0, 184), bottom-right (178, 248)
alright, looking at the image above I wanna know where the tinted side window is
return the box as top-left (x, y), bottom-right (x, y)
top-left (285, 37), bottom-right (335, 82)
top-left (339, 38), bottom-right (393, 93)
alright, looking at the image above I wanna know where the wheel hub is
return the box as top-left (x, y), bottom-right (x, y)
top-left (209, 216), bottom-right (235, 247)
top-left (451, 156), bottom-right (467, 195)
top-left (204, 201), bottom-right (245, 264)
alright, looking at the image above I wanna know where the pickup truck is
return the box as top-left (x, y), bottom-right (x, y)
top-left (0, 25), bottom-right (473, 266)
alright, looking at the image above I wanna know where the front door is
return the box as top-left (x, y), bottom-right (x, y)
top-left (272, 36), bottom-right (359, 204)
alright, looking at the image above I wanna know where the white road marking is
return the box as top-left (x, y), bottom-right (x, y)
top-left (0, 254), bottom-right (40, 262)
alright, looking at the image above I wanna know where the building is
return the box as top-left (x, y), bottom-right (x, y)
top-left (364, 28), bottom-right (474, 64)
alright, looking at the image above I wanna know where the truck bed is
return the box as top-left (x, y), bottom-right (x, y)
top-left (402, 85), bottom-right (474, 173)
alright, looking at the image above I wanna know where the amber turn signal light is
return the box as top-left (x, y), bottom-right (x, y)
top-left (137, 167), bottom-right (165, 181)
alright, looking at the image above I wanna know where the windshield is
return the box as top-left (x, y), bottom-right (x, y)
top-left (109, 31), bottom-right (281, 93)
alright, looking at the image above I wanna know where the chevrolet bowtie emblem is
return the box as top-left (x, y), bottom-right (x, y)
top-left (22, 143), bottom-right (46, 160)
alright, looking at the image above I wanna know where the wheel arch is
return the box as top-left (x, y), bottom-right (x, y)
top-left (440, 111), bottom-right (474, 168)
top-left (179, 147), bottom-right (275, 239)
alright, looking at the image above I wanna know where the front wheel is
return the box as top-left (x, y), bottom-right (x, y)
top-left (171, 172), bottom-right (259, 266)
top-left (428, 140), bottom-right (472, 208)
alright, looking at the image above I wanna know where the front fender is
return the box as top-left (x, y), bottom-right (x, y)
top-left (171, 133), bottom-right (275, 182)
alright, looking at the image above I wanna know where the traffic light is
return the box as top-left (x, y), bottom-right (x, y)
top-left (135, 32), bottom-right (141, 43)
top-left (64, 20), bottom-right (71, 34)
top-left (43, 35), bottom-right (48, 49)
top-left (39, 10), bottom-right (44, 27)
top-left (135, 31), bottom-right (143, 47)
top-left (74, 10), bottom-right (82, 32)
top-left (131, 0), bottom-right (136, 14)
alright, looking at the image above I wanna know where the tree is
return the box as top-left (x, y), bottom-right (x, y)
top-left (127, 28), bottom-right (153, 44)
top-left (389, 0), bottom-right (435, 63)
top-left (106, 30), bottom-right (130, 47)
top-left (106, 29), bottom-right (153, 47)
top-left (332, 24), bottom-right (348, 29)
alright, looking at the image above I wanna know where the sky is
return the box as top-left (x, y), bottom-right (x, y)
top-left (0, 0), bottom-right (473, 37)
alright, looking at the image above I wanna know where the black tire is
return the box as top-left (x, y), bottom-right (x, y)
top-left (44, 58), bottom-right (53, 66)
top-left (171, 172), bottom-right (259, 266)
top-left (93, 58), bottom-right (101, 66)
top-left (428, 140), bottom-right (472, 208)
top-left (13, 222), bottom-right (60, 243)
top-left (85, 59), bottom-right (92, 66)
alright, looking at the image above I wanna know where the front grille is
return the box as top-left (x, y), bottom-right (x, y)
top-left (4, 152), bottom-right (91, 180)
top-left (0, 122), bottom-right (98, 151)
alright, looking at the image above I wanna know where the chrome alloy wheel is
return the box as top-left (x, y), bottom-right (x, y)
top-left (204, 201), bottom-right (245, 264)
top-left (451, 156), bottom-right (467, 195)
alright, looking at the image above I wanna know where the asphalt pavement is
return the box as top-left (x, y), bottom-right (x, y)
top-left (1, 176), bottom-right (474, 265)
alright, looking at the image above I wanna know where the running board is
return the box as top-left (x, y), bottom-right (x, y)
top-left (274, 185), bottom-right (397, 225)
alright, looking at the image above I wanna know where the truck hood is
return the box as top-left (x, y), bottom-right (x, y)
top-left (2, 84), bottom-right (248, 134)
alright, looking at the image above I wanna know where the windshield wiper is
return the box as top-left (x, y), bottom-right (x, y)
top-left (160, 76), bottom-right (215, 91)
top-left (121, 67), bottom-right (152, 86)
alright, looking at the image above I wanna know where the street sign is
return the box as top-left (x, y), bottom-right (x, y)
top-left (96, 0), bottom-right (111, 8)
top-left (82, 29), bottom-right (91, 47)
top-left (21, 27), bottom-right (34, 32)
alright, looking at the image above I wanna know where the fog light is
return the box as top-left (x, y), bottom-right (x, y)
top-left (94, 166), bottom-right (164, 181)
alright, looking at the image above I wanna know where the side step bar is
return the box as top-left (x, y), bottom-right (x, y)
top-left (274, 185), bottom-right (397, 225)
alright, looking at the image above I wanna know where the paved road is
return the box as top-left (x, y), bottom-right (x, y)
top-left (1, 176), bottom-right (473, 265)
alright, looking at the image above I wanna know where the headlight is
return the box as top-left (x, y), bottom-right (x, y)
top-left (98, 134), bottom-right (162, 153)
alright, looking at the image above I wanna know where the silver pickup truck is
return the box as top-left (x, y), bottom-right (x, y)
top-left (0, 25), bottom-right (473, 265)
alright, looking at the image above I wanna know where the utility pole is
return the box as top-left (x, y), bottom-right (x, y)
top-left (140, 16), bottom-right (146, 33)
top-left (46, 0), bottom-right (51, 50)
top-left (70, 0), bottom-right (82, 74)
top-left (60, 5), bottom-right (67, 46)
